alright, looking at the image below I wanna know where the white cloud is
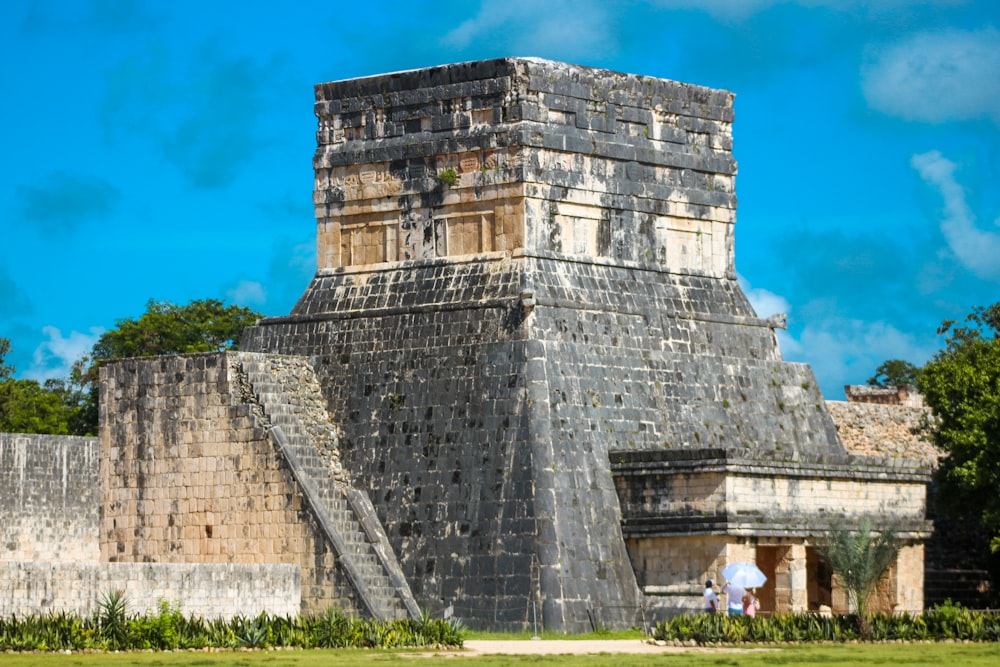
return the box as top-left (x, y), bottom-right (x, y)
top-left (27, 325), bottom-right (104, 381)
top-left (911, 150), bottom-right (1000, 281)
top-left (739, 275), bottom-right (794, 355)
top-left (742, 281), bottom-right (790, 320)
top-left (738, 275), bottom-right (935, 396)
top-left (226, 280), bottom-right (267, 307)
top-left (862, 27), bottom-right (1000, 124)
top-left (783, 317), bottom-right (934, 398)
top-left (649, 0), bottom-right (963, 22)
top-left (648, 0), bottom-right (782, 21)
top-left (441, 0), bottom-right (614, 59)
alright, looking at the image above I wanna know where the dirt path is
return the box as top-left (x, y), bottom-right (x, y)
top-left (458, 639), bottom-right (768, 655)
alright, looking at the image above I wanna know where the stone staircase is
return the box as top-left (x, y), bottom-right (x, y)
top-left (235, 352), bottom-right (420, 621)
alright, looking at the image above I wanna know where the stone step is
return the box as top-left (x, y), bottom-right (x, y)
top-left (237, 352), bottom-right (418, 621)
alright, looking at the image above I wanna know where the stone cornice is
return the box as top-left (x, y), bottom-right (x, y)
top-left (609, 447), bottom-right (932, 483)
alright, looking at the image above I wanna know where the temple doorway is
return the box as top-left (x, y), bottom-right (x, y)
top-left (806, 547), bottom-right (833, 611)
top-left (754, 546), bottom-right (783, 614)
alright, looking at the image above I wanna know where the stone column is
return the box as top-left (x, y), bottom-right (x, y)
top-left (789, 543), bottom-right (808, 612)
top-left (894, 543), bottom-right (925, 613)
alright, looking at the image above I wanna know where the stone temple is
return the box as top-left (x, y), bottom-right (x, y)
top-left (1, 58), bottom-right (931, 631)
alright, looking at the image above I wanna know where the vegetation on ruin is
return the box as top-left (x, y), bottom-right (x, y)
top-left (865, 301), bottom-right (1000, 602)
top-left (437, 167), bottom-right (459, 186)
top-left (867, 358), bottom-right (923, 387)
top-left (87, 298), bottom-right (261, 361)
top-left (0, 337), bottom-right (91, 435)
top-left (915, 301), bottom-right (1000, 603)
top-left (920, 303), bottom-right (1000, 556)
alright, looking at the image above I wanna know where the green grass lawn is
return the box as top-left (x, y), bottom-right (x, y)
top-left (2, 642), bottom-right (999, 666)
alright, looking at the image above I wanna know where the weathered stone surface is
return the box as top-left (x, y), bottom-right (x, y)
top-left (310, 58), bottom-right (737, 276)
top-left (827, 400), bottom-right (939, 463)
top-left (100, 353), bottom-right (361, 616)
top-left (0, 433), bottom-right (99, 563)
top-left (611, 448), bottom-right (932, 538)
top-left (0, 562), bottom-right (299, 619)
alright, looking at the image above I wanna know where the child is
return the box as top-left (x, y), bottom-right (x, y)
top-left (742, 590), bottom-right (759, 617)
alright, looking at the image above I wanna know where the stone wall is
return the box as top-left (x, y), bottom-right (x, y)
top-left (0, 433), bottom-right (99, 563)
top-left (611, 448), bottom-right (930, 614)
top-left (0, 562), bottom-right (299, 619)
top-left (100, 352), bottom-right (360, 615)
top-left (843, 384), bottom-right (924, 408)
top-left (244, 259), bottom-right (544, 627)
top-left (827, 400), bottom-right (938, 463)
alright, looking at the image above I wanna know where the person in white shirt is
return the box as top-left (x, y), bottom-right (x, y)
top-left (703, 579), bottom-right (719, 614)
top-left (722, 581), bottom-right (746, 615)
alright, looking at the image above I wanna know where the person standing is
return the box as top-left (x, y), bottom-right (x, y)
top-left (722, 581), bottom-right (746, 616)
top-left (703, 579), bottom-right (719, 613)
top-left (742, 589), bottom-right (758, 617)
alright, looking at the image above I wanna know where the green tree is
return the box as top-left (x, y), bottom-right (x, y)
top-left (0, 377), bottom-right (75, 434)
top-left (75, 298), bottom-right (263, 434)
top-left (0, 337), bottom-right (12, 380)
top-left (867, 358), bottom-right (923, 387)
top-left (89, 298), bottom-right (261, 361)
top-left (920, 303), bottom-right (1000, 556)
top-left (0, 336), bottom-right (89, 434)
top-left (815, 518), bottom-right (900, 638)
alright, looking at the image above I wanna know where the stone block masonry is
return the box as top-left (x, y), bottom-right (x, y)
top-left (100, 352), bottom-right (361, 616)
top-left (0, 433), bottom-right (99, 563)
top-left (0, 431), bottom-right (301, 620)
top-left (312, 58), bottom-right (736, 276)
top-left (0, 562), bottom-right (299, 620)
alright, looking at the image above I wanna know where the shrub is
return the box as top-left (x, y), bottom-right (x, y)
top-left (653, 606), bottom-right (1000, 645)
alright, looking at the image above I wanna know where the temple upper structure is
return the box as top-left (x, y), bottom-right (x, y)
top-left (311, 57), bottom-right (736, 277)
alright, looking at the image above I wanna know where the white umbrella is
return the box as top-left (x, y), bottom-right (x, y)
top-left (722, 562), bottom-right (767, 589)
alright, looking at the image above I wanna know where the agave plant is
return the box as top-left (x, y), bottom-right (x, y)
top-left (97, 588), bottom-right (130, 650)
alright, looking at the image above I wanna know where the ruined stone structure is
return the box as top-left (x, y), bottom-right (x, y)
top-left (4, 59), bottom-right (933, 630)
top-left (843, 384), bottom-right (925, 408)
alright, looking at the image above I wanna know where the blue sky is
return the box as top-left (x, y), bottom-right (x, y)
top-left (2, 0), bottom-right (999, 399)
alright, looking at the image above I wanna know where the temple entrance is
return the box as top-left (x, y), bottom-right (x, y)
top-left (806, 547), bottom-right (833, 611)
top-left (755, 546), bottom-right (784, 614)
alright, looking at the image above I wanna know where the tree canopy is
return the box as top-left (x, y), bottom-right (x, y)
top-left (0, 337), bottom-right (12, 381)
top-left (867, 358), bottom-right (923, 387)
top-left (0, 336), bottom-right (90, 435)
top-left (90, 298), bottom-right (261, 362)
top-left (0, 299), bottom-right (262, 436)
top-left (920, 303), bottom-right (1000, 554)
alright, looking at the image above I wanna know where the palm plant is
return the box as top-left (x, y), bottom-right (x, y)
top-left (814, 518), bottom-right (899, 639)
